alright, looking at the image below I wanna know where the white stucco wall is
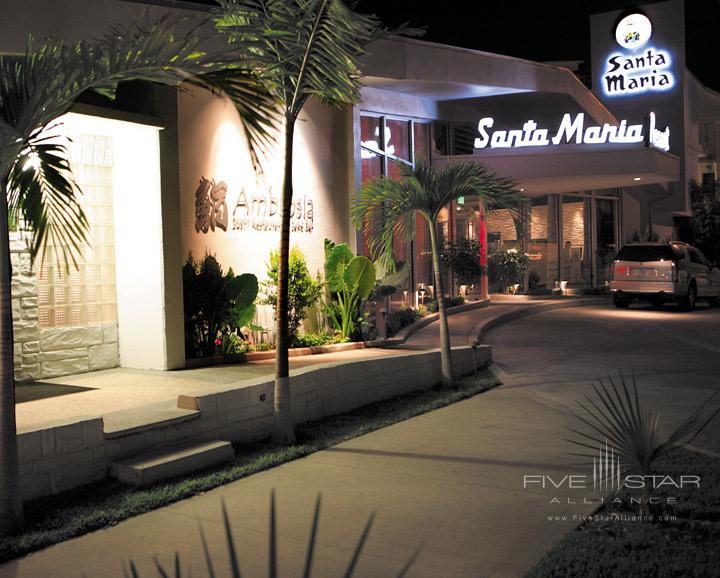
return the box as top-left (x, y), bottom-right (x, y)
top-left (177, 85), bottom-right (352, 296)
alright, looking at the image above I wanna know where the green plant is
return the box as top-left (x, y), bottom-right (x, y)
top-left (292, 332), bottom-right (348, 348)
top-left (567, 371), bottom-right (720, 511)
top-left (183, 252), bottom-right (258, 358)
top-left (263, 247), bottom-right (323, 348)
top-left (426, 295), bottom-right (465, 313)
top-left (216, 0), bottom-right (388, 445)
top-left (440, 239), bottom-right (485, 285)
top-left (371, 259), bottom-right (411, 300)
top-left (386, 308), bottom-right (420, 336)
top-left (324, 241), bottom-right (376, 340)
top-left (354, 160), bottom-right (524, 387)
top-left (487, 249), bottom-right (529, 293)
top-left (218, 333), bottom-right (248, 355)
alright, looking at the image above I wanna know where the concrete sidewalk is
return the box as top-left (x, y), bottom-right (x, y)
top-left (2, 371), bottom-right (596, 578)
top-left (2, 297), bottom-right (610, 578)
top-left (16, 298), bottom-right (600, 434)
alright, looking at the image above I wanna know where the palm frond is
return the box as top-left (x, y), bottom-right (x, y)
top-left (216, 0), bottom-right (384, 120)
top-left (354, 159), bottom-right (525, 269)
top-left (0, 11), bottom-right (277, 272)
top-left (6, 134), bottom-right (89, 270)
top-left (568, 371), bottom-right (720, 475)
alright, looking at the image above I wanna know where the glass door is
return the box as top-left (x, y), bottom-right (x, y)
top-left (594, 198), bottom-right (618, 286)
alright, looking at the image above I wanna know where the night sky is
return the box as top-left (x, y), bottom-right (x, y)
top-left (185, 0), bottom-right (720, 91)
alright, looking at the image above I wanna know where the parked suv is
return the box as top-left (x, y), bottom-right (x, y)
top-left (610, 242), bottom-right (720, 310)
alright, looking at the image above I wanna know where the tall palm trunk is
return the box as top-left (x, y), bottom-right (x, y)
top-left (428, 218), bottom-right (454, 387)
top-left (0, 178), bottom-right (23, 534)
top-left (273, 118), bottom-right (296, 444)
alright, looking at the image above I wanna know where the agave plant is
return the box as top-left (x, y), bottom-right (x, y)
top-left (124, 493), bottom-right (419, 578)
top-left (567, 371), bottom-right (720, 506)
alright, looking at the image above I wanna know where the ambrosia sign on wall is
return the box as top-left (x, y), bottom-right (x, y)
top-left (601, 12), bottom-right (674, 97)
top-left (473, 112), bottom-right (670, 152)
top-left (194, 176), bottom-right (314, 235)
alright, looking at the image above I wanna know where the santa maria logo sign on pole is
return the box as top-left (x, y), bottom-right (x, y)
top-left (601, 13), bottom-right (675, 97)
top-left (615, 13), bottom-right (652, 49)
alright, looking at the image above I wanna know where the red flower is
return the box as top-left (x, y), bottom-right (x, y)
top-left (215, 338), bottom-right (222, 346)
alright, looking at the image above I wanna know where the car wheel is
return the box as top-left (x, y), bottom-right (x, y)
top-left (679, 283), bottom-right (697, 311)
top-left (613, 294), bottom-right (631, 309)
top-left (707, 296), bottom-right (719, 307)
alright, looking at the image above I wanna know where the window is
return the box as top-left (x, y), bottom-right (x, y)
top-left (359, 114), bottom-right (432, 299)
top-left (37, 134), bottom-right (117, 328)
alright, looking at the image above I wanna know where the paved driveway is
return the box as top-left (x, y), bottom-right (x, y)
top-left (486, 300), bottom-right (720, 453)
top-left (4, 299), bottom-right (718, 578)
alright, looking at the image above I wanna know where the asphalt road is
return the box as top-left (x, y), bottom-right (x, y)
top-left (486, 299), bottom-right (720, 454)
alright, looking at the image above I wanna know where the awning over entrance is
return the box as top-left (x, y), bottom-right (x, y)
top-left (435, 145), bottom-right (680, 194)
top-left (363, 38), bottom-right (618, 126)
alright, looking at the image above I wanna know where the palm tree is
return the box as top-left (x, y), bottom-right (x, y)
top-left (215, 0), bottom-right (385, 444)
top-left (353, 160), bottom-right (525, 387)
top-left (0, 14), bottom-right (275, 535)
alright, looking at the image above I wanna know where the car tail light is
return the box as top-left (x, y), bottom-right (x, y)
top-left (671, 260), bottom-right (678, 281)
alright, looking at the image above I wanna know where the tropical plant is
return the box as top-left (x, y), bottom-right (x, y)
top-left (487, 249), bottom-right (529, 293)
top-left (183, 252), bottom-right (258, 358)
top-left (684, 178), bottom-right (720, 264)
top-left (371, 259), bottom-right (410, 301)
top-left (441, 239), bottom-right (485, 286)
top-left (567, 371), bottom-right (720, 511)
top-left (124, 494), bottom-right (419, 578)
top-left (263, 246), bottom-right (323, 348)
top-left (324, 241), bottom-right (375, 340)
top-left (215, 0), bottom-right (387, 444)
top-left (354, 160), bottom-right (524, 387)
top-left (0, 14), bottom-right (275, 533)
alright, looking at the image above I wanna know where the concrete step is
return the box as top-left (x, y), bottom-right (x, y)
top-left (111, 440), bottom-right (234, 486)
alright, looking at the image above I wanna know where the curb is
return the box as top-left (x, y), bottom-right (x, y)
top-left (366, 299), bottom-right (491, 347)
top-left (471, 298), bottom-right (609, 346)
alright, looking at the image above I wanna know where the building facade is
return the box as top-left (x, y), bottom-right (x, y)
top-left (4, 0), bottom-right (717, 381)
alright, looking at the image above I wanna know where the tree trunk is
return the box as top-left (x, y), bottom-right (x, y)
top-left (0, 179), bottom-right (23, 534)
top-left (272, 118), bottom-right (296, 444)
top-left (428, 218), bottom-right (454, 387)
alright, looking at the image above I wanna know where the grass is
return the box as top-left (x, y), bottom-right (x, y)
top-left (0, 369), bottom-right (499, 564)
top-left (527, 448), bottom-right (720, 578)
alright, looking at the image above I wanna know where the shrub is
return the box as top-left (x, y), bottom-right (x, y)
top-left (441, 239), bottom-right (485, 285)
top-left (386, 307), bottom-right (420, 336)
top-left (182, 252), bottom-right (258, 358)
top-left (292, 332), bottom-right (348, 348)
top-left (426, 295), bottom-right (465, 313)
top-left (488, 249), bottom-right (529, 293)
top-left (262, 246), bottom-right (323, 348)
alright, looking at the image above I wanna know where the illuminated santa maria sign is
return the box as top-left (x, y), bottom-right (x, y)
top-left (473, 112), bottom-right (670, 152)
top-left (601, 13), bottom-right (675, 97)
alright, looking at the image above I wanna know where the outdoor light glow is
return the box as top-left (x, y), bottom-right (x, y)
top-left (473, 112), bottom-right (670, 151)
top-left (22, 151), bottom-right (40, 172)
top-left (634, 177), bottom-right (642, 181)
top-left (601, 47), bottom-right (675, 98)
top-left (615, 13), bottom-right (653, 49)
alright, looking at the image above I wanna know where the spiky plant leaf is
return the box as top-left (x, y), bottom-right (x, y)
top-left (567, 371), bottom-right (720, 475)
